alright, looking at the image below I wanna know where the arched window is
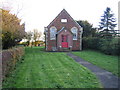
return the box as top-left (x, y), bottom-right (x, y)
top-left (50, 26), bottom-right (57, 40)
top-left (71, 27), bottom-right (78, 40)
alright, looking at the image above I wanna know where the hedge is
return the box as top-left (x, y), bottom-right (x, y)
top-left (2, 47), bottom-right (25, 80)
top-left (99, 38), bottom-right (120, 55)
top-left (82, 37), bottom-right (100, 50)
top-left (82, 37), bottom-right (120, 55)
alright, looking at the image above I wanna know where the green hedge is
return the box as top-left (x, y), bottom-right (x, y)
top-left (99, 38), bottom-right (120, 55)
top-left (2, 47), bottom-right (25, 79)
top-left (82, 37), bottom-right (120, 55)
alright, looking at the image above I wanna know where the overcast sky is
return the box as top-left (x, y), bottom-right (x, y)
top-left (1, 0), bottom-right (119, 32)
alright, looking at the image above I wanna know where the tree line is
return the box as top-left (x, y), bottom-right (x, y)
top-left (76, 7), bottom-right (119, 55)
top-left (77, 7), bottom-right (117, 38)
top-left (1, 9), bottom-right (42, 49)
top-left (24, 29), bottom-right (42, 47)
top-left (1, 7), bottom-right (119, 55)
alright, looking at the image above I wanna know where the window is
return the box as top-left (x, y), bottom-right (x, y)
top-left (61, 19), bottom-right (67, 23)
top-left (50, 26), bottom-right (57, 40)
top-left (71, 27), bottom-right (78, 40)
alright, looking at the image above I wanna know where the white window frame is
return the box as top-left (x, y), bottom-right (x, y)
top-left (71, 27), bottom-right (78, 40)
top-left (50, 26), bottom-right (57, 40)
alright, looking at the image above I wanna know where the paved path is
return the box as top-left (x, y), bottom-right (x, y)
top-left (67, 52), bottom-right (120, 88)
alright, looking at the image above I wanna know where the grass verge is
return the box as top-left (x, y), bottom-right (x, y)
top-left (72, 50), bottom-right (119, 77)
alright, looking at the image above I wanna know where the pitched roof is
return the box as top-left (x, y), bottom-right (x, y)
top-left (47, 9), bottom-right (82, 28)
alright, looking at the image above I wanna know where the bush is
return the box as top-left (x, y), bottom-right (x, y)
top-left (99, 38), bottom-right (120, 55)
top-left (82, 37), bottom-right (100, 50)
top-left (82, 37), bottom-right (119, 55)
top-left (2, 47), bottom-right (25, 79)
top-left (2, 9), bottom-right (25, 49)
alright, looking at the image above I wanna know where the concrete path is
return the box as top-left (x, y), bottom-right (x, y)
top-left (67, 52), bottom-right (120, 88)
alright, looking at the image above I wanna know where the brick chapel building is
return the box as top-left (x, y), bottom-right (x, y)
top-left (44, 9), bottom-right (83, 51)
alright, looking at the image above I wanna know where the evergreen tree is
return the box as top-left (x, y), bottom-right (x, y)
top-left (99, 7), bottom-right (117, 36)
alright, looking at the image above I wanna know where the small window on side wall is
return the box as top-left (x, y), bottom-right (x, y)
top-left (61, 19), bottom-right (67, 23)
top-left (71, 27), bottom-right (78, 40)
top-left (50, 26), bottom-right (57, 40)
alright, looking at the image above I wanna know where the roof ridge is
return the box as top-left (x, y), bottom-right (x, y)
top-left (47, 9), bottom-right (82, 28)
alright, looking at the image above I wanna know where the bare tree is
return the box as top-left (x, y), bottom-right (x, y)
top-left (33, 29), bottom-right (42, 46)
top-left (2, 0), bottom-right (24, 18)
top-left (25, 31), bottom-right (33, 46)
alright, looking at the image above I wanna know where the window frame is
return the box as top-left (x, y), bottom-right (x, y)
top-left (50, 26), bottom-right (57, 40)
top-left (71, 27), bottom-right (78, 40)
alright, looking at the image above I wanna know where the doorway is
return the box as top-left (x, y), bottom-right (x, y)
top-left (61, 35), bottom-right (68, 48)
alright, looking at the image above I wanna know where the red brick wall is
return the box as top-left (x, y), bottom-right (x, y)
top-left (57, 29), bottom-right (73, 49)
top-left (47, 40), bottom-right (56, 51)
top-left (47, 10), bottom-right (80, 32)
top-left (46, 9), bottom-right (82, 51)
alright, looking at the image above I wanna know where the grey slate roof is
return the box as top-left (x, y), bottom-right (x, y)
top-left (56, 27), bottom-right (65, 34)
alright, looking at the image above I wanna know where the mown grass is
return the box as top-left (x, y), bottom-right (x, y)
top-left (3, 47), bottom-right (102, 88)
top-left (72, 50), bottom-right (119, 77)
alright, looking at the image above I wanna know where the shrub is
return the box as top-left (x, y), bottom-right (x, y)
top-left (82, 37), bottom-right (119, 55)
top-left (2, 9), bottom-right (25, 49)
top-left (2, 47), bottom-right (25, 79)
top-left (82, 37), bottom-right (100, 50)
top-left (99, 38), bottom-right (120, 55)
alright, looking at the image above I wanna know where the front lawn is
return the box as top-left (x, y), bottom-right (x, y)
top-left (72, 50), bottom-right (119, 77)
top-left (3, 47), bottom-right (101, 88)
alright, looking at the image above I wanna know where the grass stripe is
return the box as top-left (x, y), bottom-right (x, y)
top-left (3, 47), bottom-right (102, 88)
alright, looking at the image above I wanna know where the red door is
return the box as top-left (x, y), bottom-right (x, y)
top-left (61, 35), bottom-right (68, 48)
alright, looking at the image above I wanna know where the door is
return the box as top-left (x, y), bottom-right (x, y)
top-left (61, 35), bottom-right (68, 48)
